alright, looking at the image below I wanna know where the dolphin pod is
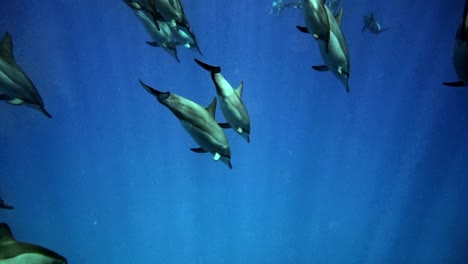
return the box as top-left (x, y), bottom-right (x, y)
top-left (0, 223), bottom-right (67, 264)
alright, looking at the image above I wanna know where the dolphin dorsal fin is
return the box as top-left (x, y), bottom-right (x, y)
top-left (235, 81), bottom-right (244, 97)
top-left (335, 8), bottom-right (344, 27)
top-left (0, 32), bottom-right (15, 63)
top-left (206, 97), bottom-right (217, 118)
top-left (0, 223), bottom-right (15, 243)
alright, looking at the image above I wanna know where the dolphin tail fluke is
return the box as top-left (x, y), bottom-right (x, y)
top-left (139, 80), bottom-right (169, 98)
top-left (194, 59), bottom-right (221, 74)
top-left (443, 81), bottom-right (466, 87)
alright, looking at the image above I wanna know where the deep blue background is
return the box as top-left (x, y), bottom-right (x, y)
top-left (1, 0), bottom-right (467, 263)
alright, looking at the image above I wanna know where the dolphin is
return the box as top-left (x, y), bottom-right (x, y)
top-left (123, 0), bottom-right (180, 62)
top-left (0, 33), bottom-right (51, 118)
top-left (362, 13), bottom-right (389, 34)
top-left (296, 0), bottom-right (331, 53)
top-left (0, 223), bottom-right (67, 264)
top-left (139, 80), bottom-right (232, 169)
top-left (443, 0), bottom-right (468, 87)
top-left (0, 199), bottom-right (13, 210)
top-left (311, 6), bottom-right (351, 92)
top-left (194, 59), bottom-right (251, 143)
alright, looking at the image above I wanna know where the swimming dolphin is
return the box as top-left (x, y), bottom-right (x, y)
top-left (0, 32), bottom-right (51, 118)
top-left (139, 80), bottom-right (232, 169)
top-left (443, 0), bottom-right (468, 87)
top-left (0, 223), bottom-right (67, 264)
top-left (194, 59), bottom-right (251, 143)
top-left (123, 0), bottom-right (180, 62)
top-left (296, 0), bottom-right (331, 52)
top-left (362, 13), bottom-right (389, 34)
top-left (0, 199), bottom-right (13, 210)
top-left (311, 6), bottom-right (351, 92)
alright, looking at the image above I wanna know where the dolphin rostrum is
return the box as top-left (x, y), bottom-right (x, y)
top-left (194, 59), bottom-right (251, 143)
top-left (139, 80), bottom-right (232, 169)
top-left (0, 223), bottom-right (67, 264)
top-left (0, 32), bottom-right (51, 117)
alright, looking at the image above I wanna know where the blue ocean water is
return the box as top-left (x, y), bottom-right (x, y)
top-left (1, 0), bottom-right (467, 263)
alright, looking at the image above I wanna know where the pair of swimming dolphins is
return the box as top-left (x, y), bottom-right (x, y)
top-left (297, 0), bottom-right (351, 92)
top-left (140, 59), bottom-right (251, 169)
top-left (0, 223), bottom-right (67, 263)
top-left (0, 32), bottom-right (51, 118)
top-left (123, 0), bottom-right (201, 62)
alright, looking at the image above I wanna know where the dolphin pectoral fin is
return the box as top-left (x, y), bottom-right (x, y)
top-left (139, 80), bottom-right (170, 99)
top-left (312, 65), bottom-right (329, 71)
top-left (296, 26), bottom-right (309, 33)
top-left (0, 94), bottom-right (13, 101)
top-left (443, 81), bottom-right (466, 87)
top-left (146, 41), bottom-right (161, 47)
top-left (362, 25), bottom-right (367, 32)
top-left (190, 147), bottom-right (208, 153)
top-left (218, 123), bottom-right (231, 129)
top-left (205, 97), bottom-right (217, 118)
top-left (194, 59), bottom-right (221, 74)
top-left (0, 32), bottom-right (15, 63)
top-left (7, 98), bottom-right (24, 105)
top-left (213, 152), bottom-right (221, 160)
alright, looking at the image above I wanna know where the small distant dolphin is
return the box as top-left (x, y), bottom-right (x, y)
top-left (0, 199), bottom-right (13, 210)
top-left (297, 0), bottom-right (331, 52)
top-left (0, 223), bottom-right (67, 264)
top-left (194, 59), bottom-right (251, 143)
top-left (443, 0), bottom-right (468, 87)
top-left (312, 6), bottom-right (351, 92)
top-left (362, 13), bottom-right (389, 34)
top-left (139, 80), bottom-right (233, 169)
top-left (123, 0), bottom-right (180, 62)
top-left (0, 32), bottom-right (51, 118)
